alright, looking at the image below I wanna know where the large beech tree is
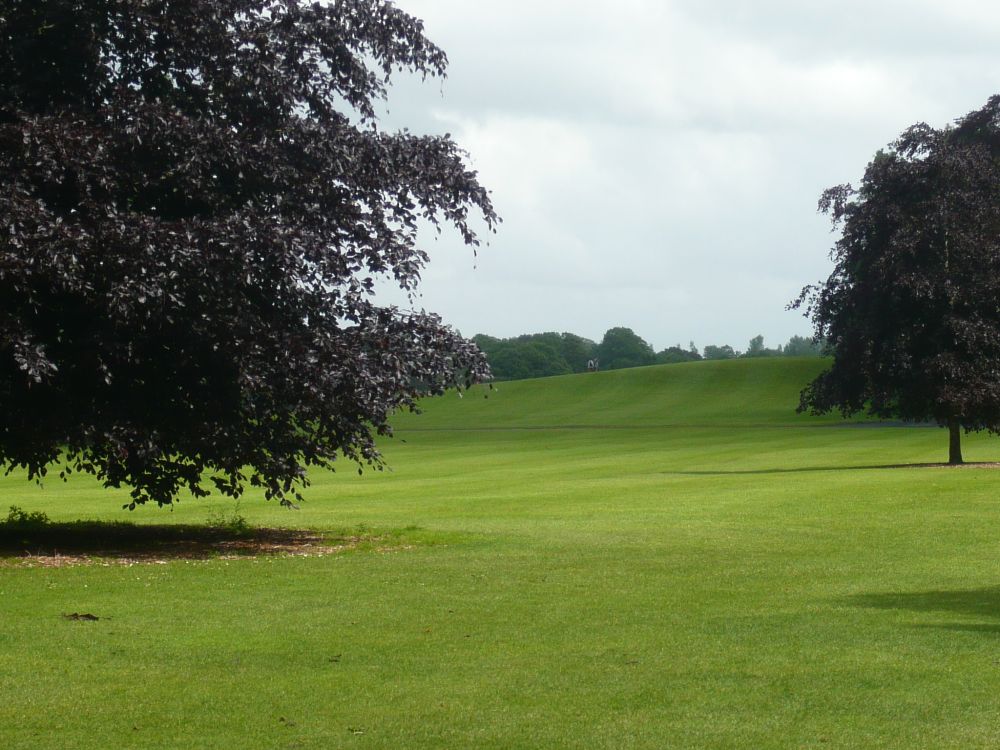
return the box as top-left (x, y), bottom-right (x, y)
top-left (795, 96), bottom-right (1000, 464)
top-left (0, 1), bottom-right (497, 506)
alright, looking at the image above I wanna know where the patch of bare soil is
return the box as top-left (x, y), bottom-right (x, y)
top-left (0, 523), bottom-right (391, 568)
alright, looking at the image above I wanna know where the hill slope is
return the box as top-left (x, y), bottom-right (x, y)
top-left (395, 357), bottom-right (846, 430)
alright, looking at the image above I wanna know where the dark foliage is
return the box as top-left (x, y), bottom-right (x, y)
top-left (702, 344), bottom-right (737, 360)
top-left (554, 332), bottom-right (598, 373)
top-left (782, 335), bottom-right (823, 357)
top-left (743, 334), bottom-right (782, 358)
top-left (475, 328), bottom-right (819, 380)
top-left (0, 1), bottom-right (497, 506)
top-left (472, 332), bottom-right (593, 381)
top-left (656, 342), bottom-right (701, 365)
top-left (794, 96), bottom-right (1000, 462)
top-left (489, 340), bottom-right (570, 381)
top-left (596, 327), bottom-right (656, 371)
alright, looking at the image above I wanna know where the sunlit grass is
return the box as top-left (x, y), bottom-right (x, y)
top-left (3, 359), bottom-right (1000, 748)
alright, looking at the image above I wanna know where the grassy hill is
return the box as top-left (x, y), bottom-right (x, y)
top-left (8, 357), bottom-right (1000, 749)
top-left (397, 356), bottom-right (845, 430)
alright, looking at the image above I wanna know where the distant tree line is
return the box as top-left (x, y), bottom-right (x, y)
top-left (474, 329), bottom-right (824, 381)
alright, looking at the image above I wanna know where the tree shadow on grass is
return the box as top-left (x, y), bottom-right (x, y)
top-left (0, 519), bottom-right (361, 567)
top-left (910, 623), bottom-right (1000, 635)
top-left (844, 586), bottom-right (1000, 635)
top-left (663, 462), bottom-right (1000, 477)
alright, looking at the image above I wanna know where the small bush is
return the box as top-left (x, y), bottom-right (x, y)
top-left (206, 502), bottom-right (250, 535)
top-left (3, 505), bottom-right (51, 528)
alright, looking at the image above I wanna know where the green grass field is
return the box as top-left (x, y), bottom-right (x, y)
top-left (4, 358), bottom-right (1000, 748)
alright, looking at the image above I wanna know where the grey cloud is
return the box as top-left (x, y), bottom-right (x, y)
top-left (373, 1), bottom-right (1000, 350)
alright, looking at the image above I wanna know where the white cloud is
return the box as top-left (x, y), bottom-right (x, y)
top-left (374, 0), bottom-right (1000, 349)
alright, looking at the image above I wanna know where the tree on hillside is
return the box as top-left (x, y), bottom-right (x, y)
top-left (794, 96), bottom-right (1000, 464)
top-left (471, 334), bottom-right (502, 358)
top-left (473, 331), bottom-right (594, 380)
top-left (557, 332), bottom-right (599, 373)
top-left (0, 1), bottom-right (497, 506)
top-left (782, 335), bottom-right (823, 357)
top-left (489, 340), bottom-right (571, 381)
top-left (513, 332), bottom-right (590, 374)
top-left (703, 344), bottom-right (737, 360)
top-left (743, 335), bottom-right (782, 358)
top-left (597, 327), bottom-right (656, 370)
top-left (656, 344), bottom-right (701, 365)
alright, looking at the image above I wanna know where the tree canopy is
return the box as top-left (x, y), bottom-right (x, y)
top-left (473, 329), bottom-right (820, 380)
top-left (472, 332), bottom-right (594, 381)
top-left (596, 327), bottom-right (656, 371)
top-left (782, 335), bottom-right (824, 357)
top-left (655, 342), bottom-right (701, 365)
top-left (0, 0), bottom-right (497, 506)
top-left (795, 96), bottom-right (1000, 463)
top-left (702, 344), bottom-right (737, 361)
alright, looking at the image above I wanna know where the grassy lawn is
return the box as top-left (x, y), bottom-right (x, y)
top-left (3, 359), bottom-right (1000, 748)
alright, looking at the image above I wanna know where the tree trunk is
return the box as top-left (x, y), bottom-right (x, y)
top-left (948, 418), bottom-right (963, 465)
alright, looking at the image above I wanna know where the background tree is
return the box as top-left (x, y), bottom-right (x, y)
top-left (596, 327), bottom-right (656, 370)
top-left (703, 344), bottom-right (738, 360)
top-left (488, 340), bottom-right (571, 381)
top-left (472, 332), bottom-right (595, 381)
top-left (782, 335), bottom-right (823, 357)
top-left (0, 1), bottom-right (497, 506)
top-left (794, 96), bottom-right (1000, 464)
top-left (656, 344), bottom-right (702, 365)
top-left (743, 335), bottom-right (782, 358)
top-left (557, 332), bottom-right (600, 373)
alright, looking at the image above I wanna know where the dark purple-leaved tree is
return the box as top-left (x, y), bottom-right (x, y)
top-left (794, 96), bottom-right (1000, 464)
top-left (0, 0), bottom-right (497, 506)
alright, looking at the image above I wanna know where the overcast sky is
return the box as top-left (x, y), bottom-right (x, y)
top-left (375, 0), bottom-right (1000, 352)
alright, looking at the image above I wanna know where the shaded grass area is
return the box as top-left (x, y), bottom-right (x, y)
top-left (661, 461), bottom-right (1000, 476)
top-left (0, 517), bottom-right (322, 564)
top-left (847, 585), bottom-right (1000, 620)
top-left (0, 507), bottom-right (429, 566)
